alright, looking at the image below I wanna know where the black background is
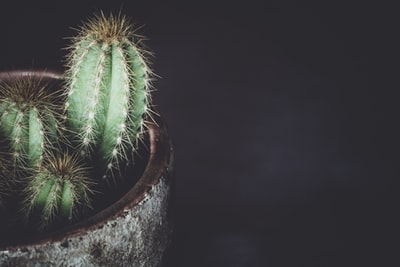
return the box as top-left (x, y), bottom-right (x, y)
top-left (0, 1), bottom-right (397, 266)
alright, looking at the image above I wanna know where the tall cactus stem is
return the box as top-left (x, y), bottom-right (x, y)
top-left (65, 12), bottom-right (154, 180)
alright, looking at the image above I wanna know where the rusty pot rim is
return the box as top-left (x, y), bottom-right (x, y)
top-left (0, 69), bottom-right (172, 250)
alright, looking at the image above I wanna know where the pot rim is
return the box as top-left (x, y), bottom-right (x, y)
top-left (0, 70), bottom-right (172, 250)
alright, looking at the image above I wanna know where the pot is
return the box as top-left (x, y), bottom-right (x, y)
top-left (0, 70), bottom-right (174, 267)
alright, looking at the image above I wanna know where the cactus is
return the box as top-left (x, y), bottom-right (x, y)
top-left (0, 12), bottom-right (157, 231)
top-left (24, 152), bottom-right (94, 228)
top-left (64, 13), bottom-right (153, 181)
top-left (0, 77), bottom-right (62, 173)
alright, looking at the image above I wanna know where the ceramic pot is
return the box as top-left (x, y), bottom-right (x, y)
top-left (0, 70), bottom-right (174, 267)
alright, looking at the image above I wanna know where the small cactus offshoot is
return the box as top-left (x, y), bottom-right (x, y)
top-left (24, 152), bottom-right (94, 228)
top-left (65, 13), bottom-right (153, 181)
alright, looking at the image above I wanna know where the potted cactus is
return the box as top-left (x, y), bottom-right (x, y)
top-left (0, 13), bottom-right (173, 266)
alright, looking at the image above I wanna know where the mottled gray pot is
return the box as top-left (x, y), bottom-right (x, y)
top-left (0, 71), bottom-right (174, 267)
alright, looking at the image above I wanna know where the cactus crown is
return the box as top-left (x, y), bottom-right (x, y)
top-left (0, 75), bottom-right (52, 106)
top-left (76, 12), bottom-right (135, 43)
top-left (0, 74), bottom-right (63, 114)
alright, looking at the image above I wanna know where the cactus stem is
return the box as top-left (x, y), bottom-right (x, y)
top-left (65, 12), bottom-right (155, 181)
top-left (0, 75), bottom-right (63, 173)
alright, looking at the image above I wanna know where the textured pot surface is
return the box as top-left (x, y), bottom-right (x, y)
top-left (0, 71), bottom-right (174, 267)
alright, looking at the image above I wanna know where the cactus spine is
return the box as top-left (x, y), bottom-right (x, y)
top-left (65, 13), bottom-right (153, 180)
top-left (0, 77), bottom-right (61, 172)
top-left (24, 152), bottom-right (93, 227)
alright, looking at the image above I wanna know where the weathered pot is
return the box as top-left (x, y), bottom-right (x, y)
top-left (0, 70), bottom-right (174, 267)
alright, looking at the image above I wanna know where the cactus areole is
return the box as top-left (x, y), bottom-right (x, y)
top-left (0, 70), bottom-right (173, 266)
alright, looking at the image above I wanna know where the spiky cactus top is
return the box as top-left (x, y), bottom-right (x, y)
top-left (0, 77), bottom-right (61, 172)
top-left (24, 152), bottom-right (93, 228)
top-left (65, 13), bottom-right (152, 181)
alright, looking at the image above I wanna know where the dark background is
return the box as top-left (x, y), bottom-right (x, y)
top-left (0, 1), bottom-right (397, 266)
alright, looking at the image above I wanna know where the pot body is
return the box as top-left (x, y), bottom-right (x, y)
top-left (0, 71), bottom-right (174, 267)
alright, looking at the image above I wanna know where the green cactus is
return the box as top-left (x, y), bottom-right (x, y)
top-left (0, 77), bottom-right (62, 173)
top-left (24, 152), bottom-right (94, 228)
top-left (0, 12), bottom-right (157, 231)
top-left (64, 13), bottom-right (153, 181)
